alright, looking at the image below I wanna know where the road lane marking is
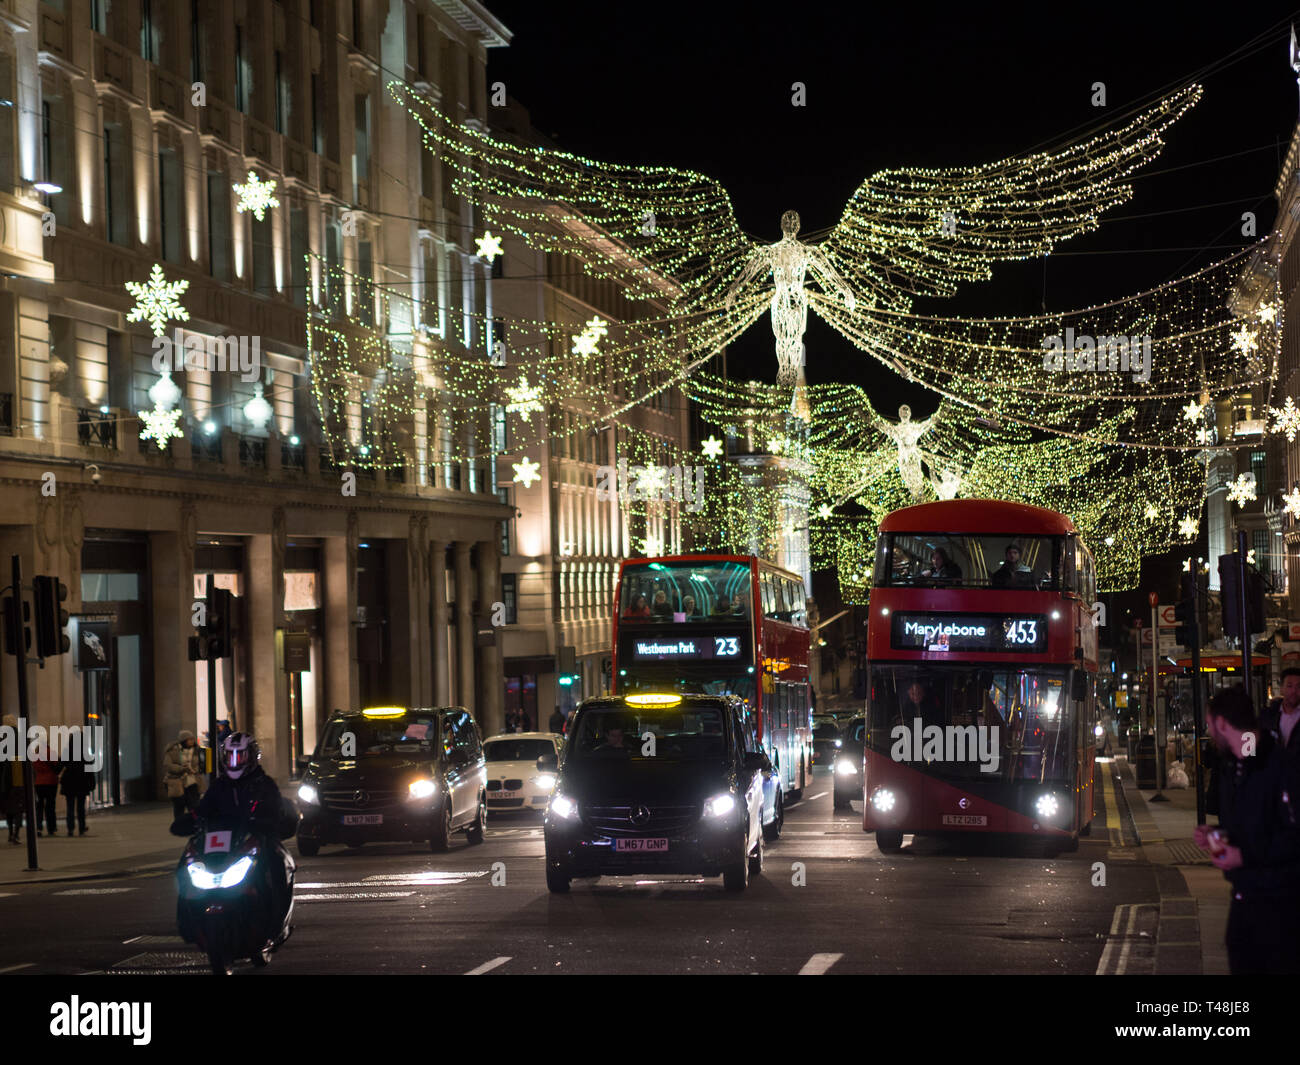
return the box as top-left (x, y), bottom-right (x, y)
top-left (52, 887), bottom-right (135, 896)
top-left (295, 891), bottom-right (415, 901)
top-left (0, 963), bottom-right (33, 973)
top-left (798, 953), bottom-right (843, 975)
top-left (465, 956), bottom-right (511, 975)
top-left (1097, 904), bottom-right (1143, 975)
top-left (806, 792), bottom-right (828, 801)
top-left (0, 893), bottom-right (16, 898)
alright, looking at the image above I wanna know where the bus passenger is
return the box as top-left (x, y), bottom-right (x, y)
top-left (729, 592), bottom-right (749, 616)
top-left (623, 593), bottom-right (652, 620)
top-left (680, 594), bottom-right (701, 619)
top-left (650, 589), bottom-right (674, 621)
top-left (920, 548), bottom-right (962, 583)
top-left (990, 544), bottom-right (1033, 588)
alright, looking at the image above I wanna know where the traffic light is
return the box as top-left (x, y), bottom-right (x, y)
top-left (1173, 573), bottom-right (1197, 649)
top-left (2, 595), bottom-right (31, 657)
top-left (557, 644), bottom-right (577, 687)
top-left (32, 576), bottom-right (70, 657)
top-left (207, 588), bottom-right (233, 659)
top-left (1218, 554), bottom-right (1266, 637)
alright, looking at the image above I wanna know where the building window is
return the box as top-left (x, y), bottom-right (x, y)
top-left (275, 51), bottom-right (289, 135)
top-left (0, 55), bottom-right (14, 190)
top-left (234, 25), bottom-right (247, 113)
top-left (1253, 528), bottom-right (1270, 575)
top-left (190, 0), bottom-right (203, 83)
top-left (491, 403), bottom-right (507, 453)
top-left (252, 214), bottom-right (273, 297)
top-left (91, 0), bottom-right (106, 33)
top-left (357, 240), bottom-right (374, 327)
top-left (41, 96), bottom-right (74, 213)
top-left (140, 0), bottom-right (159, 62)
top-left (324, 210), bottom-right (341, 313)
top-left (497, 488), bottom-right (512, 556)
top-left (353, 94), bottom-right (370, 201)
top-left (158, 147), bottom-right (182, 263)
top-left (207, 169), bottom-right (231, 281)
top-left (289, 205), bottom-right (307, 308)
top-left (103, 122), bottom-right (131, 246)
top-left (311, 74), bottom-right (324, 155)
top-left (1250, 450), bottom-right (1266, 493)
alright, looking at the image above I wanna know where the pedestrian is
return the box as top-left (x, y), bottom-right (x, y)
top-left (59, 731), bottom-right (94, 836)
top-left (163, 730), bottom-right (202, 820)
top-left (1193, 684), bottom-right (1300, 974)
top-left (32, 754), bottom-right (59, 837)
top-left (548, 707), bottom-right (565, 734)
top-left (1262, 666), bottom-right (1300, 762)
top-left (1, 714), bottom-right (23, 844)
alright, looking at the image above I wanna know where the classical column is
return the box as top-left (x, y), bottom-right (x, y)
top-left (324, 531), bottom-right (359, 715)
top-left (453, 540), bottom-right (474, 714)
top-left (149, 529), bottom-right (197, 794)
top-left (431, 539), bottom-right (450, 705)
top-left (476, 538), bottom-right (503, 737)
top-left (247, 530), bottom-right (289, 779)
top-left (411, 516), bottom-right (432, 704)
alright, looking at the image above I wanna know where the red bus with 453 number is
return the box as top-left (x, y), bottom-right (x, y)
top-left (862, 500), bottom-right (1098, 854)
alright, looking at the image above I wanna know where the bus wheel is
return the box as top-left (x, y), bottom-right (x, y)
top-left (876, 830), bottom-right (904, 854)
top-left (1079, 820), bottom-right (1092, 837)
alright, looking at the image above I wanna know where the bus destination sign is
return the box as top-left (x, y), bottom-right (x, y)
top-left (631, 635), bottom-right (743, 661)
top-left (891, 613), bottom-right (1048, 653)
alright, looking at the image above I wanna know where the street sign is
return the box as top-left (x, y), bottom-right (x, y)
top-left (1159, 605), bottom-right (1179, 627)
top-left (283, 632), bottom-right (311, 673)
top-left (1148, 592), bottom-right (1159, 607)
top-left (1289, 622), bottom-right (1300, 641)
top-left (74, 618), bottom-right (113, 671)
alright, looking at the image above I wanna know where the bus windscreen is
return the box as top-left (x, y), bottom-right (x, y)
top-left (878, 533), bottom-right (1063, 591)
top-left (619, 560), bottom-right (753, 622)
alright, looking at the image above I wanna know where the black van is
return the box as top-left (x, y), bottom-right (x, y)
top-left (295, 706), bottom-right (487, 855)
top-left (543, 693), bottom-right (778, 892)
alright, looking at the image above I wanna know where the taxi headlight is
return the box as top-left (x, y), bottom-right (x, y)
top-left (297, 783), bottom-right (319, 806)
top-left (835, 759), bottom-right (857, 776)
top-left (533, 773), bottom-right (557, 791)
top-left (408, 778), bottom-right (437, 800)
top-left (703, 793), bottom-right (736, 818)
top-left (871, 788), bottom-right (896, 812)
top-left (549, 793), bottom-right (578, 820)
top-left (834, 739), bottom-right (842, 748)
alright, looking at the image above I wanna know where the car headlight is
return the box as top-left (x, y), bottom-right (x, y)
top-left (835, 759), bottom-right (857, 776)
top-left (186, 855), bottom-right (254, 890)
top-left (834, 739), bottom-right (842, 748)
top-left (533, 773), bottom-right (557, 791)
top-left (871, 788), bottom-right (896, 812)
top-left (1094, 724), bottom-right (1105, 738)
top-left (297, 783), bottom-right (319, 805)
top-left (703, 793), bottom-right (736, 818)
top-left (408, 778), bottom-right (437, 800)
top-left (1035, 794), bottom-right (1059, 819)
top-left (549, 793), bottom-right (578, 820)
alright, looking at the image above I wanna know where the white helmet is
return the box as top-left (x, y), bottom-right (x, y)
top-left (222, 732), bottom-right (259, 779)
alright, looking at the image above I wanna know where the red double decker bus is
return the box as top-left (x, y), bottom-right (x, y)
top-left (612, 555), bottom-right (813, 804)
top-left (862, 501), bottom-right (1098, 853)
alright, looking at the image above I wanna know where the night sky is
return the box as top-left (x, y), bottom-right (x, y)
top-left (482, 1), bottom-right (1300, 617)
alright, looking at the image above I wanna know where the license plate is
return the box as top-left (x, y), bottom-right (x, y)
top-left (941, 814), bottom-right (987, 826)
top-left (342, 814), bottom-right (382, 825)
top-left (614, 838), bottom-right (668, 852)
top-left (488, 790), bottom-right (521, 799)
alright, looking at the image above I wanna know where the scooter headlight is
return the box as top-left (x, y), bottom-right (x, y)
top-left (186, 855), bottom-right (254, 890)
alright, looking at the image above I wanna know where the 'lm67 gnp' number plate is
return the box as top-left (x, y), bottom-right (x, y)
top-left (614, 838), bottom-right (668, 852)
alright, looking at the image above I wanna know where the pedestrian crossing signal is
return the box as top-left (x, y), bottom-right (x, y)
top-left (32, 576), bottom-right (69, 657)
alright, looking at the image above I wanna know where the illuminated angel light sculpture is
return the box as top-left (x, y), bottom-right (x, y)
top-left (725, 210), bottom-right (855, 386)
top-left (873, 403), bottom-right (945, 500)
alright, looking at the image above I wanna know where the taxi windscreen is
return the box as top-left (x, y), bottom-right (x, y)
top-left (319, 714), bottom-right (439, 755)
top-left (484, 738), bottom-right (555, 762)
top-left (570, 706), bottom-right (727, 761)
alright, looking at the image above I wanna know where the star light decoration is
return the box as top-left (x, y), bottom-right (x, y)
top-left (1178, 515), bottom-right (1199, 540)
top-left (511, 457), bottom-right (541, 488)
top-left (1269, 396), bottom-right (1300, 442)
top-left (1283, 486), bottom-right (1300, 521)
top-left (504, 375), bottom-right (544, 423)
top-left (125, 264), bottom-right (190, 338)
top-left (1226, 474), bottom-right (1257, 508)
top-left (701, 436), bottom-right (724, 460)
top-left (233, 170), bottom-right (280, 221)
top-left (474, 231), bottom-right (503, 264)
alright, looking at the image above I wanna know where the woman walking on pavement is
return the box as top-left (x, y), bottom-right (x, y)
top-left (163, 730), bottom-right (202, 820)
top-left (59, 730), bottom-right (94, 836)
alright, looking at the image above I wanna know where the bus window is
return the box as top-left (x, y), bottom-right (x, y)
top-left (761, 572), bottom-right (775, 618)
top-left (880, 533), bottom-right (1063, 591)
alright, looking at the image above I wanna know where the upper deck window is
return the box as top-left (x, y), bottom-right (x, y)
top-left (619, 560), bottom-right (753, 622)
top-left (876, 533), bottom-right (1064, 591)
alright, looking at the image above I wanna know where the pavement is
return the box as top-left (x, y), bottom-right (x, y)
top-left (1104, 752), bottom-right (1230, 975)
top-left (0, 802), bottom-right (179, 885)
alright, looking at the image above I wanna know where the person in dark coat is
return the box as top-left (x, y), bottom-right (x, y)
top-left (1262, 666), bottom-right (1300, 763)
top-left (32, 756), bottom-right (59, 836)
top-left (1194, 685), bottom-right (1300, 974)
top-left (59, 729), bottom-right (95, 836)
top-left (547, 708), bottom-right (565, 734)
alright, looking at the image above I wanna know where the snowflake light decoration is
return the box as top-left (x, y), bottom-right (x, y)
top-left (1178, 515), bottom-right (1199, 540)
top-left (1230, 325), bottom-right (1259, 355)
top-left (817, 503), bottom-right (833, 519)
top-left (1143, 503), bottom-right (1159, 520)
top-left (642, 534), bottom-right (663, 556)
top-left (701, 436), bottom-right (724, 460)
top-left (1283, 487), bottom-right (1300, 521)
top-left (125, 263), bottom-right (190, 338)
top-left (1258, 301), bottom-right (1280, 324)
top-left (1269, 396), bottom-right (1300, 442)
top-left (233, 170), bottom-right (280, 221)
top-left (1181, 399), bottom-right (1205, 422)
top-left (584, 316), bottom-right (608, 341)
top-left (138, 405), bottom-right (183, 447)
top-left (637, 466), bottom-right (667, 495)
top-left (474, 231), bottom-right (503, 263)
top-left (1247, 548), bottom-right (1257, 565)
top-left (505, 376), bottom-right (544, 423)
top-left (768, 434), bottom-right (788, 455)
top-left (1226, 474), bottom-right (1257, 508)
top-left (1196, 426), bottom-right (1215, 444)
top-left (511, 457), bottom-right (541, 488)
top-left (571, 331), bottom-right (599, 357)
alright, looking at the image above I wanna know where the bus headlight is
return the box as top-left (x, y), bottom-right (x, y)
top-left (871, 788), bottom-right (896, 812)
top-left (835, 759), bottom-right (857, 776)
top-left (1094, 724), bottom-right (1105, 738)
top-left (1035, 794), bottom-right (1059, 819)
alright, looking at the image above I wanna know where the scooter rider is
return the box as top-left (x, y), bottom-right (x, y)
top-left (173, 732), bottom-right (299, 940)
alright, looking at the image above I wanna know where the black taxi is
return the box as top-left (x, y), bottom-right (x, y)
top-left (542, 693), bottom-right (777, 892)
top-left (295, 706), bottom-right (487, 855)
